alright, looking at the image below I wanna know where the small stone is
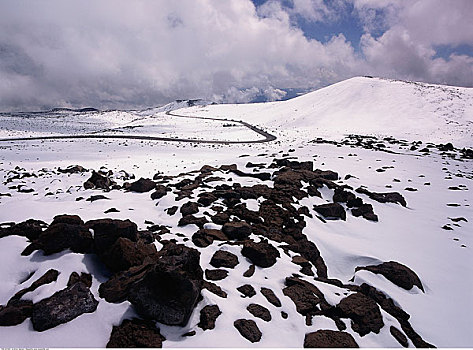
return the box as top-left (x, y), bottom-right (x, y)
top-left (247, 304), bottom-right (271, 322)
top-left (198, 305), bottom-right (222, 330)
top-left (237, 284), bottom-right (256, 298)
top-left (233, 319), bottom-right (262, 343)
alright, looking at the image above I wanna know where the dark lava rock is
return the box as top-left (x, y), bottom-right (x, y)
top-left (107, 318), bottom-right (165, 348)
top-left (234, 319), bottom-right (262, 343)
top-left (356, 261), bottom-right (424, 292)
top-left (83, 171), bottom-right (115, 190)
top-left (283, 279), bottom-right (323, 317)
top-left (336, 292), bottom-right (384, 336)
top-left (304, 330), bottom-right (359, 348)
top-left (351, 203), bottom-right (378, 222)
top-left (127, 242), bottom-right (203, 326)
top-left (67, 272), bottom-right (92, 288)
top-left (12, 269), bottom-right (59, 301)
top-left (222, 221), bottom-right (252, 240)
top-left (237, 284), bottom-right (256, 298)
top-left (390, 326), bottom-right (409, 347)
top-left (99, 263), bottom-right (153, 303)
top-left (31, 282), bottom-right (99, 332)
top-left (51, 214), bottom-right (84, 226)
top-left (0, 218), bottom-right (46, 240)
top-left (205, 269), bottom-right (228, 281)
top-left (87, 218), bottom-right (138, 254)
top-left (151, 185), bottom-right (168, 199)
top-left (313, 203), bottom-right (346, 220)
top-left (210, 250), bottom-right (239, 268)
top-left (180, 201), bottom-right (199, 216)
top-left (356, 187), bottom-right (407, 207)
top-left (100, 237), bottom-right (157, 272)
top-left (166, 206), bottom-right (178, 215)
top-left (241, 239), bottom-right (280, 268)
top-left (211, 212), bottom-right (229, 225)
top-left (192, 229), bottom-right (228, 248)
top-left (274, 159), bottom-right (313, 171)
top-left (198, 192), bottom-right (217, 207)
top-left (243, 264), bottom-right (255, 278)
top-left (261, 287), bottom-right (281, 307)
top-left (203, 281), bottom-right (228, 298)
top-left (58, 165), bottom-right (87, 174)
top-left (22, 220), bottom-right (93, 256)
top-left (86, 194), bottom-right (110, 202)
top-left (128, 178), bottom-right (156, 193)
top-left (333, 188), bottom-right (356, 203)
top-left (0, 299), bottom-right (33, 326)
top-left (178, 215), bottom-right (207, 228)
top-left (247, 303), bottom-right (271, 322)
top-left (198, 305), bottom-right (222, 330)
top-left (292, 255), bottom-right (314, 276)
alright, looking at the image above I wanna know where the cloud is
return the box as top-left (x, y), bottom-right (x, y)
top-left (0, 0), bottom-right (471, 111)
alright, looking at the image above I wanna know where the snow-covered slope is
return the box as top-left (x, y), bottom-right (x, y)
top-left (0, 77), bottom-right (472, 348)
top-left (180, 77), bottom-right (473, 147)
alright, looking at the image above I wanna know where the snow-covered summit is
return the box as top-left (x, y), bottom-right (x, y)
top-left (180, 77), bottom-right (473, 147)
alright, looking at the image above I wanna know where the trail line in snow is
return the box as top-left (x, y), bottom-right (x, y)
top-left (0, 110), bottom-right (277, 144)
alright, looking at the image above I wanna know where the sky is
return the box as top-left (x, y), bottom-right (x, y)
top-left (0, 0), bottom-right (472, 111)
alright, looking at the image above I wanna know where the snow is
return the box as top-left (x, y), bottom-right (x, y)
top-left (0, 77), bottom-right (472, 347)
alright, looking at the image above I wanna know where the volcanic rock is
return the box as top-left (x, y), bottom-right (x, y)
top-left (205, 269), bottom-right (228, 281)
top-left (261, 287), bottom-right (281, 307)
top-left (180, 201), bottom-right (199, 216)
top-left (0, 218), bottom-right (46, 240)
top-left (192, 229), bottom-right (228, 248)
top-left (222, 221), bottom-right (252, 240)
top-left (128, 178), bottom-right (156, 193)
top-left (87, 218), bottom-right (138, 254)
top-left (233, 319), bottom-right (262, 343)
top-left (67, 272), bottom-right (92, 288)
top-left (237, 284), bottom-right (256, 298)
top-left (198, 305), bottom-right (221, 330)
top-left (390, 326), bottom-right (409, 347)
top-left (336, 292), bottom-right (384, 336)
top-left (356, 187), bottom-right (407, 207)
top-left (247, 303), bottom-right (271, 322)
top-left (107, 318), bottom-right (165, 348)
top-left (304, 330), bottom-right (359, 348)
top-left (210, 250), bottom-right (239, 268)
top-left (313, 203), bottom-right (346, 220)
top-left (241, 239), bottom-right (280, 268)
top-left (11, 269), bottom-right (59, 301)
top-left (127, 242), bottom-right (203, 326)
top-left (0, 299), bottom-right (33, 326)
top-left (151, 185), bottom-right (168, 199)
top-left (100, 237), bottom-right (157, 272)
top-left (356, 261), bottom-right (424, 292)
top-left (178, 215), bottom-right (208, 228)
top-left (83, 171), bottom-right (115, 190)
top-left (31, 282), bottom-right (98, 332)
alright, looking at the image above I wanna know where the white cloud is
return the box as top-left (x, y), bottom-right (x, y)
top-left (0, 0), bottom-right (471, 111)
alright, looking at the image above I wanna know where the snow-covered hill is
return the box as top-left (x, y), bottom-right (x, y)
top-left (0, 77), bottom-right (472, 348)
top-left (181, 77), bottom-right (473, 147)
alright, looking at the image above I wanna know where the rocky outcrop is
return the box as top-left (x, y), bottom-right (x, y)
top-left (83, 171), bottom-right (116, 191)
top-left (313, 203), bottom-right (346, 220)
top-left (127, 178), bottom-right (156, 193)
top-left (356, 187), bottom-right (407, 207)
top-left (222, 222), bottom-right (252, 240)
top-left (107, 318), bottom-right (165, 348)
top-left (356, 261), bottom-right (424, 292)
top-left (336, 292), bottom-right (384, 336)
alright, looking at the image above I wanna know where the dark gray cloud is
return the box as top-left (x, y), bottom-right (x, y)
top-left (0, 0), bottom-right (471, 111)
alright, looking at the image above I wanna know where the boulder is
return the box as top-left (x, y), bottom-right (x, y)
top-left (234, 319), bottom-right (262, 343)
top-left (313, 203), bottom-right (346, 220)
top-left (205, 269), bottom-right (228, 281)
top-left (261, 287), bottom-right (281, 307)
top-left (67, 272), bottom-right (92, 288)
top-left (247, 303), bottom-right (271, 322)
top-left (0, 219), bottom-right (46, 240)
top-left (107, 318), bottom-right (165, 348)
top-left (237, 284), bottom-right (256, 298)
top-left (222, 222), bottom-right (252, 240)
top-left (356, 187), bottom-right (407, 207)
top-left (192, 229), bottom-right (228, 248)
top-left (31, 282), bottom-right (99, 332)
top-left (0, 299), bottom-right (33, 326)
top-left (336, 292), bottom-right (384, 336)
top-left (178, 215), bottom-right (208, 228)
top-left (210, 250), bottom-right (239, 268)
top-left (390, 326), bottom-right (409, 347)
top-left (180, 201), bottom-right (199, 216)
top-left (150, 185), bottom-right (168, 199)
top-left (241, 239), bottom-right (280, 268)
top-left (83, 171), bottom-right (115, 190)
top-left (356, 261), bottom-right (424, 292)
top-left (198, 305), bottom-right (221, 330)
top-left (128, 178), bottom-right (156, 193)
top-left (304, 330), bottom-right (359, 348)
top-left (100, 237), bottom-right (157, 272)
top-left (87, 219), bottom-right (138, 254)
top-left (127, 242), bottom-right (203, 326)
top-left (22, 221), bottom-right (93, 256)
